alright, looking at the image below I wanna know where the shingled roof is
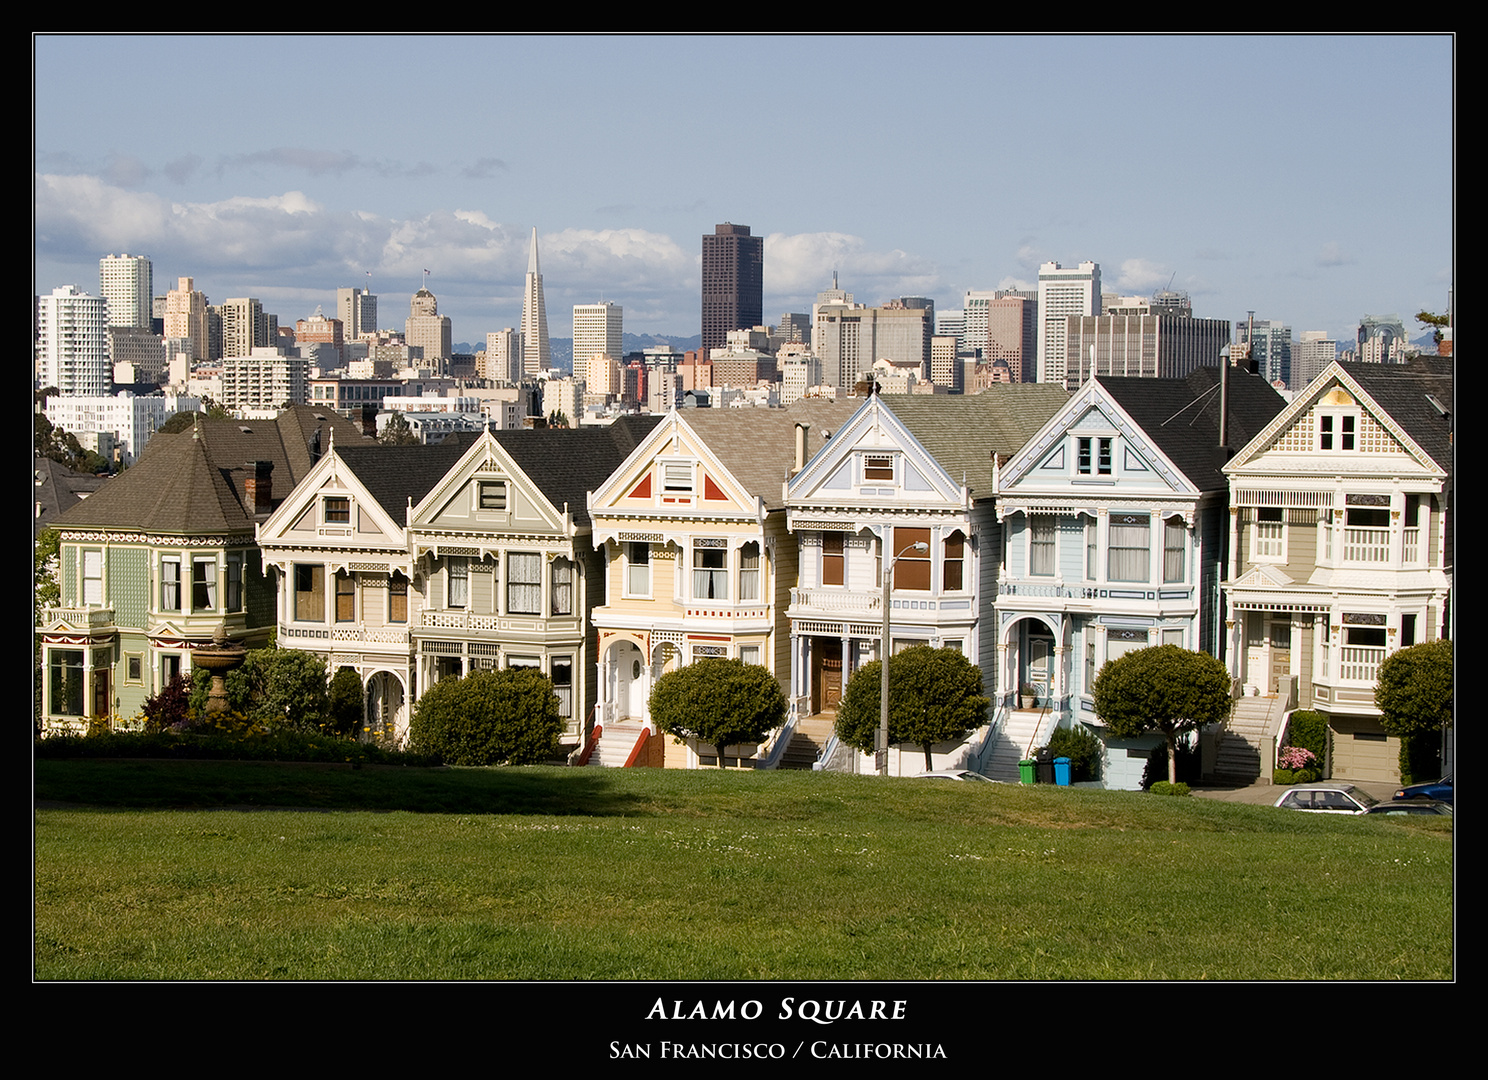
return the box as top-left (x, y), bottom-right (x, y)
top-left (1339, 357), bottom-right (1453, 480)
top-left (1096, 367), bottom-right (1288, 492)
top-left (494, 415), bottom-right (663, 526)
top-left (884, 386), bottom-right (1073, 498)
top-left (680, 400), bottom-right (859, 510)
top-left (53, 405), bottom-right (373, 534)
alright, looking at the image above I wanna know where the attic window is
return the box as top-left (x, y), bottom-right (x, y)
top-left (864, 455), bottom-right (894, 481)
top-left (238, 426), bottom-right (253, 434)
top-left (478, 481), bottom-right (507, 511)
top-left (662, 462), bottom-right (693, 493)
top-left (324, 497), bottom-right (350, 523)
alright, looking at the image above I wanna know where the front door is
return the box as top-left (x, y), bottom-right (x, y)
top-left (1027, 630), bottom-right (1053, 697)
top-left (813, 638), bottom-right (843, 714)
top-left (1268, 616), bottom-right (1292, 694)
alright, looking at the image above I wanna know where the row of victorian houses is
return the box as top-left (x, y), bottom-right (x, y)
top-left (38, 357), bottom-right (1452, 786)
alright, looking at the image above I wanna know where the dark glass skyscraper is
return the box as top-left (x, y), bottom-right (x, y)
top-left (701, 223), bottom-right (763, 355)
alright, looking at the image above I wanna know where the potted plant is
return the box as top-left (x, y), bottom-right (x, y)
top-left (1019, 683), bottom-right (1037, 709)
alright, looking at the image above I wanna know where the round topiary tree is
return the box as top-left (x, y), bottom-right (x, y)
top-left (1092, 644), bottom-right (1232, 786)
top-left (408, 668), bottom-right (563, 765)
top-left (834, 645), bottom-right (990, 772)
top-left (1374, 639), bottom-right (1453, 783)
top-left (648, 658), bottom-right (787, 768)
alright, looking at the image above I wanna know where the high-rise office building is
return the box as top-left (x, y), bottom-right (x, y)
top-left (1293, 331), bottom-right (1337, 390)
top-left (521, 228), bottom-right (551, 375)
top-left (814, 302), bottom-right (931, 391)
top-left (337, 286), bottom-right (377, 339)
top-left (37, 285), bottom-right (109, 396)
top-left (99, 254), bottom-right (153, 331)
top-left (1234, 318), bottom-right (1292, 387)
top-left (573, 302), bottom-right (623, 377)
top-left (701, 223), bottom-right (763, 355)
top-left (405, 288), bottom-right (453, 364)
top-left (1037, 261), bottom-right (1101, 385)
top-left (1064, 314), bottom-right (1232, 389)
top-left (164, 277), bottom-right (209, 361)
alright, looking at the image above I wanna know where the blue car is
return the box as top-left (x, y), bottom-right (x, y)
top-left (1393, 773), bottom-right (1452, 805)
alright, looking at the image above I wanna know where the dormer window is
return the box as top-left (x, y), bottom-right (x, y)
top-left (1319, 413), bottom-right (1355, 451)
top-left (863, 454), bottom-right (895, 481)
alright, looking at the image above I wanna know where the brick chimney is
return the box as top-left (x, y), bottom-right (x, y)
top-left (243, 460), bottom-right (274, 514)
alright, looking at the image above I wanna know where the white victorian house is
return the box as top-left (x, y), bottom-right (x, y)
top-left (1221, 358), bottom-right (1452, 783)
top-left (785, 388), bottom-right (1070, 775)
top-left (993, 368), bottom-right (1286, 788)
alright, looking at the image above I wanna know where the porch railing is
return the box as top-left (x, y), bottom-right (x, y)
top-left (789, 587), bottom-right (881, 613)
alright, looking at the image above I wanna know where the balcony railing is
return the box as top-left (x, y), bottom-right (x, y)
top-left (421, 610), bottom-right (503, 632)
top-left (1255, 521), bottom-right (1284, 558)
top-left (1338, 645), bottom-right (1386, 684)
top-left (42, 605), bottom-right (116, 630)
top-left (1403, 526), bottom-right (1420, 564)
top-left (1340, 526), bottom-right (1390, 564)
top-left (789, 587), bottom-right (882, 614)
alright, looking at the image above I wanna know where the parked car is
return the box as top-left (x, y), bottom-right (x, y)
top-left (1273, 785), bottom-right (1379, 815)
top-left (1393, 774), bottom-right (1452, 805)
top-left (913, 770), bottom-right (1000, 783)
top-left (1365, 801), bottom-right (1452, 817)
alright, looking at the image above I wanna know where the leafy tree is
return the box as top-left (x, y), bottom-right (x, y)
top-left (34, 527), bottom-right (60, 623)
top-left (1092, 645), bottom-right (1232, 785)
top-left (1375, 640), bottom-right (1452, 782)
top-left (142, 674), bottom-right (194, 733)
top-left (157, 411), bottom-right (205, 435)
top-left (379, 411), bottom-right (419, 446)
top-left (327, 667), bottom-right (365, 738)
top-left (409, 668), bottom-right (563, 765)
top-left (211, 648), bottom-right (331, 734)
top-left (649, 658), bottom-right (788, 767)
top-left (834, 645), bottom-right (990, 772)
top-left (546, 410), bottom-right (571, 429)
top-left (1415, 310), bottom-right (1450, 345)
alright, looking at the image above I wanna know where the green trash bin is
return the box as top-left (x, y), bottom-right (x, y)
top-left (1018, 759), bottom-right (1036, 785)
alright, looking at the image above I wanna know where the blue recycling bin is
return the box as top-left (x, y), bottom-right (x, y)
top-left (1053, 756), bottom-right (1072, 786)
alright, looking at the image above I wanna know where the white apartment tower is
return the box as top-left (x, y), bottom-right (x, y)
top-left (573, 302), bottom-right (623, 376)
top-left (1037, 261), bottom-right (1101, 385)
top-left (38, 286), bottom-right (110, 396)
top-left (484, 328), bottom-right (523, 383)
top-left (99, 254), bottom-right (153, 330)
top-left (521, 228), bottom-right (552, 374)
top-left (164, 277), bottom-right (209, 361)
top-left (337, 286), bottom-right (377, 339)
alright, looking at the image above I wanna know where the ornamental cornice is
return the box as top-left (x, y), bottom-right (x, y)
top-left (57, 529), bottom-right (256, 548)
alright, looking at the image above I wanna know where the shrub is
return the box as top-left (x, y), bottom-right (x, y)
top-left (1285, 710), bottom-right (1328, 763)
top-left (1398, 732), bottom-right (1442, 787)
top-left (1093, 645), bottom-right (1231, 785)
top-left (141, 674), bottom-right (193, 733)
top-left (408, 668), bottom-right (563, 766)
top-left (327, 667), bottom-right (364, 738)
top-left (1149, 781), bottom-right (1191, 797)
top-left (1046, 725), bottom-right (1103, 783)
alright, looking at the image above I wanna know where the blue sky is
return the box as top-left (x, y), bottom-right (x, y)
top-left (34, 34), bottom-right (1453, 348)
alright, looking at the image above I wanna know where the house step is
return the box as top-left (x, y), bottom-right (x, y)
top-left (591, 721), bottom-right (646, 767)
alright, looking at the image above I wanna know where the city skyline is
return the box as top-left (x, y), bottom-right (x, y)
top-left (34, 35), bottom-right (1453, 348)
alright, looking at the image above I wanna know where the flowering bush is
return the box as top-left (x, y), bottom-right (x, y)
top-left (1277, 746), bottom-right (1316, 770)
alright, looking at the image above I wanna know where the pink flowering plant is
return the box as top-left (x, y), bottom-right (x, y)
top-left (1277, 746), bottom-right (1316, 770)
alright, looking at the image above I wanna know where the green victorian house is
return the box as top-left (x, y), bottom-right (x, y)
top-left (37, 406), bottom-right (370, 734)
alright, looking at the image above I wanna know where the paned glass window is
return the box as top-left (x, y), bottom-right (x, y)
top-left (1030, 517), bottom-right (1056, 577)
top-left (693, 541), bottom-right (728, 600)
top-left (389, 573), bottom-right (408, 623)
top-left (295, 564), bottom-right (324, 621)
top-left (626, 542), bottom-right (650, 597)
top-left (335, 570), bottom-right (355, 622)
top-left (550, 557), bottom-right (573, 615)
top-left (893, 528), bottom-right (931, 590)
top-left (943, 532), bottom-right (965, 591)
top-left (821, 533), bottom-right (844, 586)
top-left (193, 557), bottom-right (217, 611)
top-left (161, 558), bottom-right (181, 612)
top-left (739, 543), bottom-right (760, 600)
top-left (507, 553), bottom-right (542, 614)
top-left (1108, 514), bottom-right (1150, 582)
top-left (447, 557), bottom-right (468, 608)
top-left (1163, 518), bottom-right (1186, 582)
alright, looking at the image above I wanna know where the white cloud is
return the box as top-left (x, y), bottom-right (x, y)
top-left (763, 231), bottom-right (940, 309)
top-left (1115, 258), bottom-right (1170, 294)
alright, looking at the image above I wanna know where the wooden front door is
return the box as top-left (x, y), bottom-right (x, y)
top-left (813, 639), bottom-right (843, 714)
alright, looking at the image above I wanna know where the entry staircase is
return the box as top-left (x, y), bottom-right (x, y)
top-left (976, 706), bottom-right (1047, 782)
top-left (1212, 696), bottom-right (1272, 783)
top-left (777, 715), bottom-right (836, 770)
top-left (591, 719), bottom-right (648, 767)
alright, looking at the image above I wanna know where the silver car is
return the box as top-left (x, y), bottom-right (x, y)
top-left (1273, 785), bottom-right (1379, 815)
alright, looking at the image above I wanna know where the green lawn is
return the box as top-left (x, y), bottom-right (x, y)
top-left (34, 761), bottom-right (1452, 981)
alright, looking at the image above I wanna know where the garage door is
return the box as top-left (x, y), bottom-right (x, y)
top-left (1329, 715), bottom-right (1399, 783)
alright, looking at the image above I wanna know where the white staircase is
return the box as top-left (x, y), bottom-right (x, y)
top-left (981, 709), bottom-right (1045, 781)
top-left (592, 721), bottom-right (647, 767)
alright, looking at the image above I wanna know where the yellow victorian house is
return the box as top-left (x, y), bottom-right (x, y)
top-left (586, 401), bottom-right (855, 768)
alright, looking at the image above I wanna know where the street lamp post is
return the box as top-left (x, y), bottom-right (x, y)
top-left (879, 538), bottom-right (929, 776)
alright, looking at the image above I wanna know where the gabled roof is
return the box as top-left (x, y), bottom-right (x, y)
top-left (1223, 357), bottom-right (1453, 482)
top-left (883, 386), bottom-right (1072, 497)
top-left (665, 401), bottom-right (858, 510)
top-left (330, 442), bottom-right (470, 522)
top-left (492, 415), bottom-right (663, 526)
top-left (1336, 358), bottom-right (1453, 481)
top-left (33, 455), bottom-right (109, 535)
top-left (1096, 367), bottom-right (1287, 492)
top-left (53, 405), bottom-right (374, 535)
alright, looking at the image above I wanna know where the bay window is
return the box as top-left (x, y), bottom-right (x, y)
top-left (550, 557), bottom-right (573, 615)
top-left (892, 528), bottom-right (931, 590)
top-left (1030, 517), bottom-right (1055, 577)
top-left (1108, 513), bottom-right (1150, 582)
top-left (507, 553), bottom-right (542, 614)
top-left (693, 539), bottom-right (728, 600)
top-left (739, 542), bottom-right (760, 600)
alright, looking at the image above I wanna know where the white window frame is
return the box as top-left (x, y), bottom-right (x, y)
top-left (447, 556), bottom-right (469, 609)
top-left (160, 556), bottom-right (182, 612)
top-left (1029, 516), bottom-right (1056, 577)
top-left (82, 549), bottom-right (103, 606)
top-left (692, 539), bottom-right (729, 601)
top-left (1252, 507), bottom-right (1287, 562)
top-left (625, 542), bottom-right (651, 598)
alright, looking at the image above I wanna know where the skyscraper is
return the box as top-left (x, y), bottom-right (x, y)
top-left (37, 285), bottom-right (109, 396)
top-left (406, 288), bottom-right (452, 363)
top-left (573, 302), bottom-right (623, 376)
top-left (99, 254), bottom-right (153, 330)
top-left (521, 228), bottom-right (551, 375)
top-left (701, 223), bottom-right (763, 355)
top-left (164, 277), bottom-right (209, 361)
top-left (337, 286), bottom-right (377, 339)
top-left (218, 298), bottom-right (274, 358)
top-left (1234, 318), bottom-right (1292, 386)
top-left (1037, 261), bottom-right (1101, 385)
